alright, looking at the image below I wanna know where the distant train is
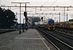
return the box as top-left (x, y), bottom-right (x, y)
top-left (47, 19), bottom-right (55, 30)
top-left (55, 19), bottom-right (73, 30)
top-left (38, 19), bottom-right (55, 30)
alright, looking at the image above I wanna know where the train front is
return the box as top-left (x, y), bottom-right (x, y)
top-left (47, 19), bottom-right (55, 30)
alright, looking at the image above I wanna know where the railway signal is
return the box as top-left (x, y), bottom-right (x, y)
top-left (23, 2), bottom-right (29, 30)
top-left (41, 17), bottom-right (43, 21)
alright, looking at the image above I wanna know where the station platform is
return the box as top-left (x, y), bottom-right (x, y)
top-left (0, 29), bottom-right (51, 50)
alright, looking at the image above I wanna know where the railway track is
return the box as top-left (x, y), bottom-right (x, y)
top-left (36, 27), bottom-right (73, 50)
top-left (55, 28), bottom-right (73, 36)
top-left (55, 30), bottom-right (73, 40)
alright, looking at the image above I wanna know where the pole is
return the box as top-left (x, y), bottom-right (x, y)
top-left (25, 3), bottom-right (26, 12)
top-left (19, 3), bottom-right (21, 34)
top-left (22, 18), bottom-right (24, 32)
top-left (66, 13), bottom-right (68, 21)
top-left (59, 13), bottom-right (60, 22)
top-left (64, 7), bottom-right (65, 22)
top-left (23, 18), bottom-right (24, 24)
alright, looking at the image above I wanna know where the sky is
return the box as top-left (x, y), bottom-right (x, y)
top-left (0, 0), bottom-right (73, 23)
top-left (1, 0), bottom-right (73, 6)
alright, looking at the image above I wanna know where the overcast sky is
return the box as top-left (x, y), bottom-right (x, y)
top-left (1, 0), bottom-right (73, 6)
top-left (0, 0), bottom-right (73, 23)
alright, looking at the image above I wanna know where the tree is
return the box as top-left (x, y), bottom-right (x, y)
top-left (0, 7), bottom-right (16, 28)
top-left (0, 7), bottom-right (5, 28)
top-left (4, 9), bottom-right (16, 28)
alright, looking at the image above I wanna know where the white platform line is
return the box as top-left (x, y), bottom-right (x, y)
top-left (36, 30), bottom-right (50, 50)
top-left (15, 38), bottom-right (45, 40)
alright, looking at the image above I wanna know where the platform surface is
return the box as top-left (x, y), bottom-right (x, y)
top-left (0, 29), bottom-right (50, 50)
